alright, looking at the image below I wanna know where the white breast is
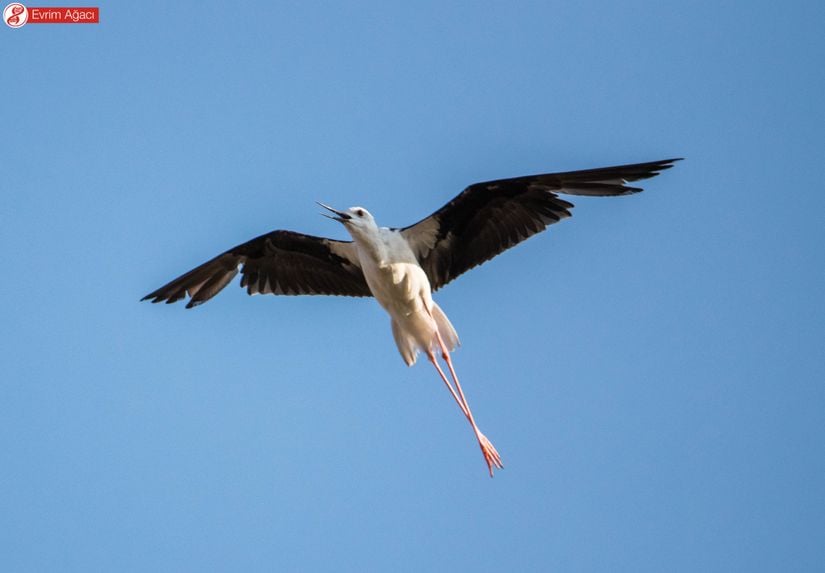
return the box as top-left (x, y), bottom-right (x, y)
top-left (353, 227), bottom-right (431, 314)
top-left (363, 261), bottom-right (432, 317)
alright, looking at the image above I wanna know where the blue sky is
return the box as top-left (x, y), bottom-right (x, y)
top-left (2, 1), bottom-right (823, 571)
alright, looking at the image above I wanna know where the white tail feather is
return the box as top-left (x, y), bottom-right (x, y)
top-left (431, 302), bottom-right (460, 352)
top-left (391, 318), bottom-right (419, 366)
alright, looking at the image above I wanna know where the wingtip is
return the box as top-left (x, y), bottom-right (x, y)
top-left (660, 157), bottom-right (684, 166)
top-left (646, 157), bottom-right (683, 176)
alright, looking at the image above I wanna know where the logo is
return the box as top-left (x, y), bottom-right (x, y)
top-left (4, 3), bottom-right (99, 27)
top-left (4, 3), bottom-right (27, 27)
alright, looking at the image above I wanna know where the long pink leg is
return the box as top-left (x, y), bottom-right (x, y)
top-left (426, 348), bottom-right (502, 477)
top-left (426, 349), bottom-right (470, 418)
top-left (432, 330), bottom-right (503, 476)
top-left (420, 297), bottom-right (502, 476)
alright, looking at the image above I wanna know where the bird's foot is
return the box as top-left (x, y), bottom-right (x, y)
top-left (478, 432), bottom-right (503, 477)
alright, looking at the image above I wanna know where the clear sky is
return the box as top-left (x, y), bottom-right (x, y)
top-left (2, 1), bottom-right (824, 571)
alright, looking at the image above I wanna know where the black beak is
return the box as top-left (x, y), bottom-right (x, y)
top-left (317, 202), bottom-right (351, 223)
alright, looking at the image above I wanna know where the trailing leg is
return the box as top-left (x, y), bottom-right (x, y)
top-left (431, 332), bottom-right (504, 476)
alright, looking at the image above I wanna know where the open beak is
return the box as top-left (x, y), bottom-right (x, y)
top-left (317, 202), bottom-right (351, 223)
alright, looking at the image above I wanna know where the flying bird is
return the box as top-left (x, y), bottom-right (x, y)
top-left (143, 158), bottom-right (681, 476)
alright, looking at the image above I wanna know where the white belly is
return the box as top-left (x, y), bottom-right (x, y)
top-left (352, 229), bottom-right (459, 365)
top-left (364, 261), bottom-right (433, 319)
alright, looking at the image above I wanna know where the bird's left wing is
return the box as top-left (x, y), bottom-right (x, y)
top-left (401, 158), bottom-right (681, 290)
top-left (142, 230), bottom-right (371, 308)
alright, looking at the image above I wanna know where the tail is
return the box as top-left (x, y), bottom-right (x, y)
top-left (431, 302), bottom-right (460, 353)
top-left (392, 319), bottom-right (419, 367)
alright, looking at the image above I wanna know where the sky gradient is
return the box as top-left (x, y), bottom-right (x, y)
top-left (2, 1), bottom-right (824, 571)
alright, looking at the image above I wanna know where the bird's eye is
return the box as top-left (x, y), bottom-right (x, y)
top-left (356, 209), bottom-right (364, 217)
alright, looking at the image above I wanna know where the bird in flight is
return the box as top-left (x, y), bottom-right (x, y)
top-left (143, 158), bottom-right (681, 476)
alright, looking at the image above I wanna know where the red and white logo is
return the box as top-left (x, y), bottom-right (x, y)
top-left (3, 3), bottom-right (99, 27)
top-left (4, 3), bottom-right (28, 27)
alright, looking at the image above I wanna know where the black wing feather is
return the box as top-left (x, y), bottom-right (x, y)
top-left (142, 230), bottom-right (370, 308)
top-left (402, 158), bottom-right (681, 290)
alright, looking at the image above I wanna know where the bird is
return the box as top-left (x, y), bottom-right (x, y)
top-left (142, 157), bottom-right (681, 476)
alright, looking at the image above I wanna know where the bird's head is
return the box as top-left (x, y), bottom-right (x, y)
top-left (317, 203), bottom-right (378, 239)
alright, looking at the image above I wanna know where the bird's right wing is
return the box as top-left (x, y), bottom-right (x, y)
top-left (142, 230), bottom-right (371, 308)
top-left (401, 158), bottom-right (681, 290)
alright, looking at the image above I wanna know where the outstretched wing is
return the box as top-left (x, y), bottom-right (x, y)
top-left (401, 158), bottom-right (681, 290)
top-left (142, 230), bottom-right (371, 308)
